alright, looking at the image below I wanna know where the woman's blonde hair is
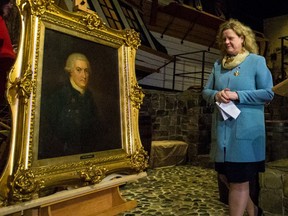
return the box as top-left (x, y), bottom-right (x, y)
top-left (216, 18), bottom-right (259, 55)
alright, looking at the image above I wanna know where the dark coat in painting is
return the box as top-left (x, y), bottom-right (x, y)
top-left (39, 80), bottom-right (105, 159)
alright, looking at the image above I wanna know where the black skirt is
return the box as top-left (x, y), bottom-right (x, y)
top-left (215, 161), bottom-right (265, 183)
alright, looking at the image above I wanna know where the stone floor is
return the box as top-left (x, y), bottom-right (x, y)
top-left (118, 165), bottom-right (281, 216)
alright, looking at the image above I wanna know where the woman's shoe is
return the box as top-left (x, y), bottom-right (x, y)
top-left (257, 206), bottom-right (264, 216)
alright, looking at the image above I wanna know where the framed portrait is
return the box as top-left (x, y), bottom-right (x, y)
top-left (0, 0), bottom-right (148, 204)
top-left (37, 29), bottom-right (122, 159)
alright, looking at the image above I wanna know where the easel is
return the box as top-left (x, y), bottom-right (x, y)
top-left (39, 183), bottom-right (136, 216)
top-left (1, 172), bottom-right (146, 216)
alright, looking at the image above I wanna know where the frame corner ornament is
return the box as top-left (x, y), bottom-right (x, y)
top-left (129, 147), bottom-right (149, 172)
top-left (10, 165), bottom-right (44, 202)
top-left (29, 0), bottom-right (57, 16)
top-left (124, 29), bottom-right (141, 50)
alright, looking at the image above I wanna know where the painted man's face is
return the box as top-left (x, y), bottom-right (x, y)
top-left (70, 59), bottom-right (89, 90)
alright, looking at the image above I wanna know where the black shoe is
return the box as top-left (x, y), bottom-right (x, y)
top-left (257, 206), bottom-right (264, 216)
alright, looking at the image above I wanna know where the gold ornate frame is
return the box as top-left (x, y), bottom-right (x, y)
top-left (0, 0), bottom-right (148, 205)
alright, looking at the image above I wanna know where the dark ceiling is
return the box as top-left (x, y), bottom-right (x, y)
top-left (138, 0), bottom-right (288, 50)
top-left (225, 0), bottom-right (288, 32)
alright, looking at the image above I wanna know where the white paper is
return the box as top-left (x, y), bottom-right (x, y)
top-left (217, 106), bottom-right (229, 120)
top-left (215, 101), bottom-right (241, 120)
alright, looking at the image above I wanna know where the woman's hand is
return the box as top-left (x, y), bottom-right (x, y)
top-left (215, 88), bottom-right (239, 103)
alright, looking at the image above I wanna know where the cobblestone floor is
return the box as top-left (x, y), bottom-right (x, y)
top-left (118, 165), bottom-right (229, 216)
top-left (118, 165), bottom-right (279, 216)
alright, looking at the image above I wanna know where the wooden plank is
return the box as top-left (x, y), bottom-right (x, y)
top-left (272, 78), bottom-right (288, 97)
top-left (159, 2), bottom-right (225, 29)
top-left (39, 186), bottom-right (136, 216)
top-left (96, 200), bottom-right (137, 216)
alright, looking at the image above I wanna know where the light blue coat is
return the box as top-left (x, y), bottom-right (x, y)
top-left (202, 54), bottom-right (274, 162)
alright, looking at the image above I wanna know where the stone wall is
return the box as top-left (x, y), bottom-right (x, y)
top-left (140, 88), bottom-right (212, 164)
top-left (259, 159), bottom-right (288, 215)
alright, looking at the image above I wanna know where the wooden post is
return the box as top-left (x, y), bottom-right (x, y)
top-left (73, 0), bottom-right (94, 14)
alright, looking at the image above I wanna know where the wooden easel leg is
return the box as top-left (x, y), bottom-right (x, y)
top-left (96, 187), bottom-right (137, 216)
top-left (38, 185), bottom-right (136, 216)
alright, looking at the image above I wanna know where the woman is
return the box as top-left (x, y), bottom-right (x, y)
top-left (0, 0), bottom-right (15, 104)
top-left (202, 19), bottom-right (274, 216)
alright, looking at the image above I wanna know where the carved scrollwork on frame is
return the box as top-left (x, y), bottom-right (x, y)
top-left (29, 0), bottom-right (57, 16)
top-left (124, 29), bottom-right (141, 50)
top-left (79, 165), bottom-right (107, 185)
top-left (7, 65), bottom-right (35, 105)
top-left (81, 13), bottom-right (105, 31)
top-left (129, 147), bottom-right (149, 172)
top-left (10, 165), bottom-right (44, 202)
top-left (130, 83), bottom-right (145, 109)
